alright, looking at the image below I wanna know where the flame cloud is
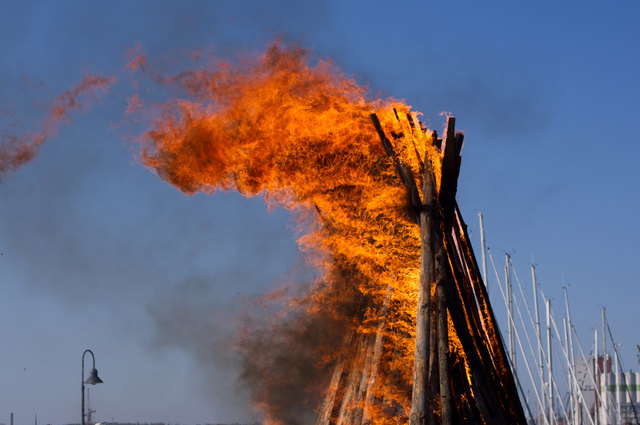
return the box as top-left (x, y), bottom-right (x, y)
top-left (0, 74), bottom-right (114, 181)
top-left (136, 42), bottom-right (434, 424)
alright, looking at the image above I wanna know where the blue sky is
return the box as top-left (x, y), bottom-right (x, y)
top-left (1, 1), bottom-right (639, 424)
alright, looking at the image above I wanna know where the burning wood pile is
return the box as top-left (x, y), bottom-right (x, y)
top-left (311, 113), bottom-right (526, 425)
top-left (22, 42), bottom-right (523, 425)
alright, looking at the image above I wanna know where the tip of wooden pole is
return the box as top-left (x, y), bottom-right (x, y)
top-left (445, 117), bottom-right (456, 141)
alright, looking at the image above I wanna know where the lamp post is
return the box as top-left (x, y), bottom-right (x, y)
top-left (81, 349), bottom-right (103, 425)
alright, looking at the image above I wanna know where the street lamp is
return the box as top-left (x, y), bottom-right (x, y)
top-left (82, 349), bottom-right (103, 425)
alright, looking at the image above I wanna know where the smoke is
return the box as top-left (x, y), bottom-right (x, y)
top-left (146, 255), bottom-right (370, 425)
top-left (233, 262), bottom-right (370, 425)
top-left (147, 276), bottom-right (257, 421)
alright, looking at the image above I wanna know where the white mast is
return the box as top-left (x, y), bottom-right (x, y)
top-left (505, 254), bottom-right (516, 373)
top-left (602, 308), bottom-right (607, 370)
top-left (548, 307), bottom-right (597, 425)
top-left (532, 265), bottom-right (546, 422)
top-left (615, 346), bottom-right (621, 425)
top-left (602, 308), bottom-right (609, 425)
top-left (546, 298), bottom-right (554, 424)
top-left (478, 212), bottom-right (489, 290)
top-left (563, 317), bottom-right (572, 424)
top-left (595, 329), bottom-right (599, 425)
top-left (565, 287), bottom-right (579, 425)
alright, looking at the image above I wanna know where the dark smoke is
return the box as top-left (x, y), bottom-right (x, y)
top-left (148, 276), bottom-right (256, 421)
top-left (148, 254), bottom-right (372, 425)
top-left (234, 261), bottom-right (370, 425)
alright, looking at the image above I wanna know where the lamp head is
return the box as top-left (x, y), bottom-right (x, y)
top-left (85, 368), bottom-right (103, 385)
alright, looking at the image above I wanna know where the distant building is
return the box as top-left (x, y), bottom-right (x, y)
top-left (574, 355), bottom-right (640, 425)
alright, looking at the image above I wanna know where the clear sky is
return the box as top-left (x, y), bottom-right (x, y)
top-left (1, 1), bottom-right (639, 424)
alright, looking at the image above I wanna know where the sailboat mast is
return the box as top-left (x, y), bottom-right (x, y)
top-left (546, 299), bottom-right (554, 424)
top-left (479, 212), bottom-right (489, 290)
top-left (506, 254), bottom-right (516, 372)
top-left (564, 288), bottom-right (579, 425)
top-left (532, 265), bottom-right (546, 422)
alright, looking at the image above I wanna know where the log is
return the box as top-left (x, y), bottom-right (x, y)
top-left (434, 116), bottom-right (463, 425)
top-left (435, 228), bottom-right (452, 425)
top-left (409, 153), bottom-right (437, 425)
top-left (427, 278), bottom-right (439, 425)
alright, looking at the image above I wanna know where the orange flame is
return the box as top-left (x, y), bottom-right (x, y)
top-left (135, 42), bottom-right (447, 424)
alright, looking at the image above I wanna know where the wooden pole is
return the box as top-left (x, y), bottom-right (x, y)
top-left (409, 153), bottom-right (437, 425)
top-left (435, 229), bottom-right (452, 425)
top-left (427, 278), bottom-right (439, 425)
top-left (433, 117), bottom-right (462, 425)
